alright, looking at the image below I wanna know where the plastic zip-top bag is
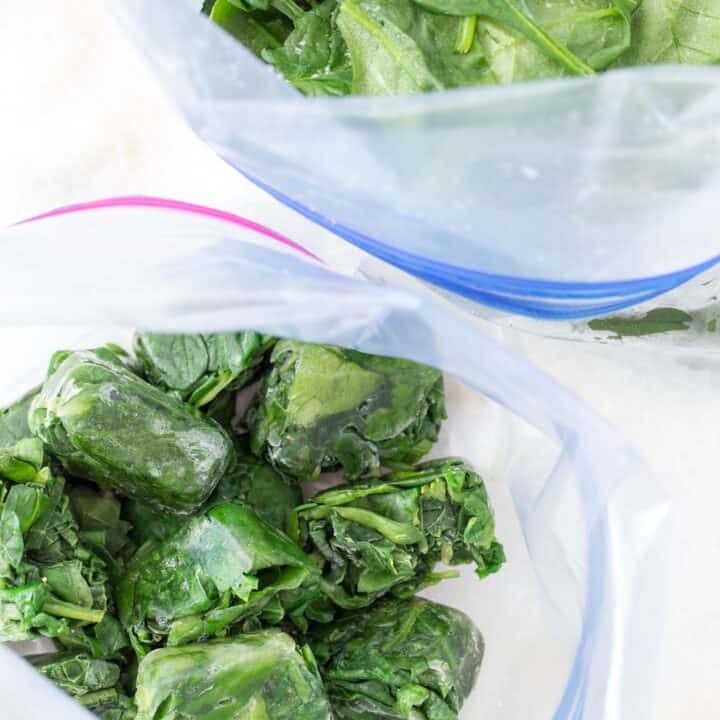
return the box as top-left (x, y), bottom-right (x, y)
top-left (109, 0), bottom-right (720, 321)
top-left (0, 197), bottom-right (668, 719)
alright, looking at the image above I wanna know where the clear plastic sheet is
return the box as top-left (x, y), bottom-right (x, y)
top-left (110, 0), bottom-right (720, 318)
top-left (0, 198), bottom-right (669, 719)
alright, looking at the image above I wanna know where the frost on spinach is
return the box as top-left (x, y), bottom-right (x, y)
top-left (117, 502), bottom-right (320, 653)
top-left (29, 349), bottom-right (234, 514)
top-left (124, 450), bottom-right (303, 546)
top-left (5, 334), bottom-right (505, 720)
top-left (133, 331), bottom-right (275, 408)
top-left (249, 340), bottom-right (446, 482)
top-left (135, 632), bottom-right (332, 720)
top-left (204, 0), bottom-right (720, 96)
top-left (312, 597), bottom-right (483, 720)
top-left (291, 458), bottom-right (504, 609)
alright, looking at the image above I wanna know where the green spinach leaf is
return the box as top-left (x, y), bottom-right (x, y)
top-left (614, 0), bottom-right (720, 66)
top-left (211, 0), bottom-right (294, 57)
top-left (249, 340), bottom-right (446, 481)
top-left (134, 331), bottom-right (275, 408)
top-left (30, 349), bottom-right (234, 514)
top-left (124, 449), bottom-right (303, 546)
top-left (419, 0), bottom-right (641, 73)
top-left (292, 458), bottom-right (504, 610)
top-left (264, 0), bottom-right (353, 96)
top-left (31, 652), bottom-right (122, 696)
top-left (312, 597), bottom-right (483, 720)
top-left (0, 389), bottom-right (39, 450)
top-left (0, 472), bottom-right (116, 651)
top-left (135, 632), bottom-right (332, 720)
top-left (117, 502), bottom-right (319, 653)
top-left (337, 0), bottom-right (495, 94)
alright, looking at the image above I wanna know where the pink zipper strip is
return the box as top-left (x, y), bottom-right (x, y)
top-left (15, 195), bottom-right (321, 261)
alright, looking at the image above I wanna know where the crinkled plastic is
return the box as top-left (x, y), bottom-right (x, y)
top-left (110, 0), bottom-right (720, 319)
top-left (0, 197), bottom-right (668, 719)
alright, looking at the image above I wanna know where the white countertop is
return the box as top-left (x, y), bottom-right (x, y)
top-left (2, 2), bottom-right (719, 717)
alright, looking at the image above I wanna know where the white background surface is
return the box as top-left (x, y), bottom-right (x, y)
top-left (2, 3), bottom-right (719, 718)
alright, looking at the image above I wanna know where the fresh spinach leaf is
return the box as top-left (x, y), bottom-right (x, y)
top-left (264, 0), bottom-right (353, 96)
top-left (211, 0), bottom-right (294, 57)
top-left (413, 0), bottom-right (610, 74)
top-left (337, 0), bottom-right (495, 94)
top-left (614, 0), bottom-right (720, 66)
top-left (207, 0), bottom-right (719, 95)
top-left (473, 0), bottom-right (637, 82)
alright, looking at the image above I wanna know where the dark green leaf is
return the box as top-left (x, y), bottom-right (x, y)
top-left (0, 506), bottom-right (25, 576)
top-left (134, 331), bottom-right (275, 407)
top-left (25, 474), bottom-right (81, 564)
top-left (211, 0), bottom-right (294, 57)
top-left (249, 340), bottom-right (445, 481)
top-left (293, 458), bottom-right (504, 610)
top-left (0, 437), bottom-right (45, 484)
top-left (0, 469), bottom-right (120, 654)
top-left (94, 614), bottom-right (130, 657)
top-left (40, 561), bottom-right (95, 608)
top-left (0, 388), bottom-right (38, 450)
top-left (264, 0), bottom-right (353, 96)
top-left (30, 349), bottom-right (234, 514)
top-left (135, 632), bottom-right (332, 720)
top-left (228, 0), bottom-right (307, 21)
top-left (117, 502), bottom-right (319, 652)
top-left (204, 389), bottom-right (238, 432)
top-left (124, 450), bottom-right (302, 546)
top-left (312, 597), bottom-right (483, 720)
top-left (81, 689), bottom-right (137, 720)
top-left (4, 483), bottom-right (48, 533)
top-left (69, 485), bottom-right (132, 556)
top-left (213, 453), bottom-right (303, 533)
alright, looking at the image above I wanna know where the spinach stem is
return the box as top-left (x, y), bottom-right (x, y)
top-left (43, 599), bottom-right (105, 623)
top-left (455, 16), bottom-right (478, 54)
top-left (78, 689), bottom-right (118, 707)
